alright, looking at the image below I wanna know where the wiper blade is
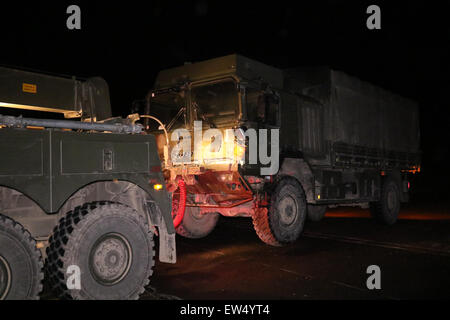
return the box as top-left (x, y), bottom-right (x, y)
top-left (166, 106), bottom-right (186, 131)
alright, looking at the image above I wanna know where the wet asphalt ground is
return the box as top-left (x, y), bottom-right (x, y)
top-left (144, 202), bottom-right (450, 300)
top-left (40, 201), bottom-right (450, 300)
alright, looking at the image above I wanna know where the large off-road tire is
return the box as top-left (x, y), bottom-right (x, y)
top-left (253, 178), bottom-right (307, 246)
top-left (370, 178), bottom-right (400, 225)
top-left (0, 214), bottom-right (43, 300)
top-left (175, 207), bottom-right (219, 239)
top-left (46, 202), bottom-right (155, 300)
top-left (252, 207), bottom-right (281, 246)
top-left (307, 205), bottom-right (327, 222)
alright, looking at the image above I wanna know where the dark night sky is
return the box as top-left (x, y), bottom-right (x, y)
top-left (0, 1), bottom-right (449, 197)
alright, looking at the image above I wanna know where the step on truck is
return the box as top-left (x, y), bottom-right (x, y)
top-left (142, 54), bottom-right (421, 246)
top-left (0, 66), bottom-right (175, 300)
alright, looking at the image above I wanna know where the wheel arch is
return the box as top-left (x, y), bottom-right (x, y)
top-left (57, 180), bottom-right (176, 263)
top-left (0, 186), bottom-right (55, 239)
top-left (277, 157), bottom-right (315, 203)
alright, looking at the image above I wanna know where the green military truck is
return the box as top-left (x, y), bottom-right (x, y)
top-left (144, 54), bottom-right (420, 246)
top-left (0, 66), bottom-right (175, 300)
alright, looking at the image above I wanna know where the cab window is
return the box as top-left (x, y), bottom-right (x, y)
top-left (246, 88), bottom-right (279, 126)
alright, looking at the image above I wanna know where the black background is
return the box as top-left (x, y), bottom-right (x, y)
top-left (0, 0), bottom-right (449, 200)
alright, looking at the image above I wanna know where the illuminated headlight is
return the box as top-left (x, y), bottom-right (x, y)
top-left (153, 184), bottom-right (163, 190)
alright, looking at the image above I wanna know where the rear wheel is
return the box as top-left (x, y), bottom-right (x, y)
top-left (46, 202), bottom-right (155, 300)
top-left (370, 178), bottom-right (400, 225)
top-left (0, 214), bottom-right (43, 300)
top-left (253, 178), bottom-right (307, 246)
top-left (307, 205), bottom-right (327, 222)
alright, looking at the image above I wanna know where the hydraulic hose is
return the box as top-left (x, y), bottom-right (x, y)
top-left (138, 115), bottom-right (169, 146)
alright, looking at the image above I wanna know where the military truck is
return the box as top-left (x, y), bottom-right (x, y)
top-left (0, 66), bottom-right (175, 300)
top-left (143, 54), bottom-right (420, 246)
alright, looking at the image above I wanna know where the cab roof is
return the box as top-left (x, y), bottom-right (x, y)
top-left (154, 54), bottom-right (284, 89)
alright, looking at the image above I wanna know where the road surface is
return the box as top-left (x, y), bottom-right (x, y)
top-left (39, 201), bottom-right (450, 300)
top-left (144, 202), bottom-right (450, 300)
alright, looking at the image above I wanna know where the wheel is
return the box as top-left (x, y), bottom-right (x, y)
top-left (370, 178), bottom-right (400, 225)
top-left (46, 202), bottom-right (155, 300)
top-left (175, 207), bottom-right (219, 239)
top-left (171, 187), bottom-right (219, 239)
top-left (0, 214), bottom-right (43, 300)
top-left (253, 178), bottom-right (307, 246)
top-left (307, 205), bottom-right (327, 222)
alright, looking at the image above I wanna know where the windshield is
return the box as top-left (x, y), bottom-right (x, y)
top-left (148, 90), bottom-right (186, 131)
top-left (191, 80), bottom-right (238, 127)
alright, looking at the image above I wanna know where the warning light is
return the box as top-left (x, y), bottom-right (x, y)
top-left (153, 184), bottom-right (163, 190)
top-left (317, 194), bottom-right (321, 200)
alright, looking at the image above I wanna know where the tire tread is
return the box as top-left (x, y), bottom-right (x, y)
top-left (45, 201), bottom-right (154, 300)
top-left (0, 214), bottom-right (43, 300)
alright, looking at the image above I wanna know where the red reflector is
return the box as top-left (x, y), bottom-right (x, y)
top-left (408, 182), bottom-right (410, 189)
top-left (150, 166), bottom-right (161, 173)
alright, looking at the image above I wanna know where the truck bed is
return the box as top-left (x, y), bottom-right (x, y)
top-left (284, 67), bottom-right (420, 170)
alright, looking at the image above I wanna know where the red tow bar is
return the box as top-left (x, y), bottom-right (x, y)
top-left (172, 179), bottom-right (186, 228)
